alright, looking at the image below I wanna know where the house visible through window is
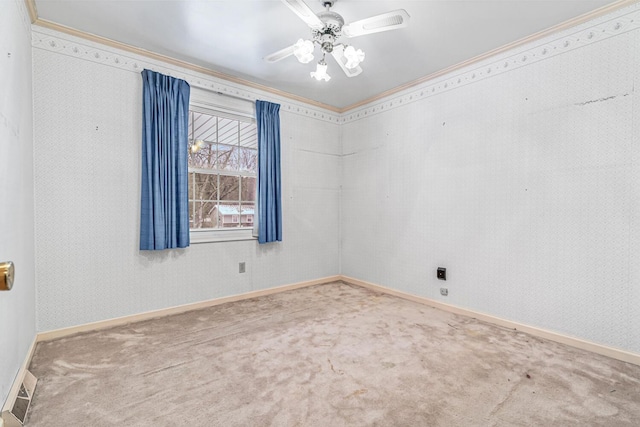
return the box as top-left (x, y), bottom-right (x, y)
top-left (188, 106), bottom-right (257, 233)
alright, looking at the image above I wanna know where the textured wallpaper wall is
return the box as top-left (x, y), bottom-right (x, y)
top-left (32, 30), bottom-right (341, 332)
top-left (31, 3), bottom-right (640, 357)
top-left (341, 4), bottom-right (640, 354)
top-left (0, 0), bottom-right (36, 404)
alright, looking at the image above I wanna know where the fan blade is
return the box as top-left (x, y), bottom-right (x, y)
top-left (264, 45), bottom-right (296, 63)
top-left (342, 9), bottom-right (410, 38)
top-left (331, 45), bottom-right (363, 78)
top-left (280, 0), bottom-right (324, 30)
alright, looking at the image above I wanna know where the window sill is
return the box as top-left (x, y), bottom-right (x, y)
top-left (190, 228), bottom-right (257, 244)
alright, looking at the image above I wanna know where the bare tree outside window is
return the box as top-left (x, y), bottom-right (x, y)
top-left (188, 110), bottom-right (257, 229)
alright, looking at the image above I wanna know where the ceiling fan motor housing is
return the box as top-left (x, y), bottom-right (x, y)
top-left (316, 10), bottom-right (344, 30)
top-left (313, 10), bottom-right (344, 53)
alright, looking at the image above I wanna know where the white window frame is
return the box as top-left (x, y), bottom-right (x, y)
top-left (188, 88), bottom-right (258, 244)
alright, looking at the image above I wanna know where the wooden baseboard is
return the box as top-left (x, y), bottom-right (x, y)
top-left (32, 274), bottom-right (639, 366)
top-left (37, 275), bottom-right (341, 342)
top-left (340, 275), bottom-right (640, 366)
top-left (2, 337), bottom-right (38, 423)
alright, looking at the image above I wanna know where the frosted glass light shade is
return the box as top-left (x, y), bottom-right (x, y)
top-left (293, 39), bottom-right (315, 64)
top-left (310, 61), bottom-right (331, 81)
top-left (343, 45), bottom-right (365, 69)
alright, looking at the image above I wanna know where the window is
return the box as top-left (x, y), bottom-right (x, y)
top-left (187, 90), bottom-right (257, 242)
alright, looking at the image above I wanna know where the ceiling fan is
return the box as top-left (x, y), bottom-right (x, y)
top-left (265, 0), bottom-right (410, 81)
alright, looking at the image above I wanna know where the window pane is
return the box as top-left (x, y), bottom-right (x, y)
top-left (241, 203), bottom-right (255, 227)
top-left (218, 203), bottom-right (241, 228)
top-left (192, 201), bottom-right (217, 229)
top-left (217, 143), bottom-right (238, 171)
top-left (187, 106), bottom-right (257, 231)
top-left (239, 147), bottom-right (257, 173)
top-left (219, 175), bottom-right (239, 201)
top-left (241, 176), bottom-right (256, 202)
top-left (239, 122), bottom-right (257, 149)
top-left (192, 112), bottom-right (217, 143)
top-left (194, 173), bottom-right (218, 201)
top-left (218, 117), bottom-right (238, 146)
top-left (189, 142), bottom-right (217, 169)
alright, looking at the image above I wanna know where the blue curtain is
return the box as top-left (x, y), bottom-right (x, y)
top-left (140, 69), bottom-right (190, 250)
top-left (256, 100), bottom-right (282, 244)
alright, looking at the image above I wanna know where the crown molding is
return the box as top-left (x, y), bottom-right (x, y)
top-left (24, 0), bottom-right (37, 23)
top-left (24, 0), bottom-right (639, 116)
top-left (338, 0), bottom-right (639, 113)
top-left (340, 1), bottom-right (640, 123)
top-left (31, 26), bottom-right (343, 124)
top-left (29, 13), bottom-right (341, 114)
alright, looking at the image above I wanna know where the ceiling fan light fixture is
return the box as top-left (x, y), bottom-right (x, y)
top-left (310, 60), bottom-right (331, 81)
top-left (268, 0), bottom-right (410, 79)
top-left (293, 39), bottom-right (315, 63)
top-left (343, 45), bottom-right (365, 69)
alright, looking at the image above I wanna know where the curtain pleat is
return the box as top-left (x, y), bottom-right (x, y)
top-left (140, 69), bottom-right (190, 250)
top-left (256, 100), bottom-right (282, 244)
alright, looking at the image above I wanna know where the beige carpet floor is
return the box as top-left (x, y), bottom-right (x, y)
top-left (26, 281), bottom-right (640, 426)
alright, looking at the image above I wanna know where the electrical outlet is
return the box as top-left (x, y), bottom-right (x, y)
top-left (437, 267), bottom-right (446, 280)
top-left (440, 288), bottom-right (448, 296)
top-left (239, 262), bottom-right (245, 273)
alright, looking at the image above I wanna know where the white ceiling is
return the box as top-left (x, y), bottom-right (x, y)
top-left (34, 0), bottom-right (618, 109)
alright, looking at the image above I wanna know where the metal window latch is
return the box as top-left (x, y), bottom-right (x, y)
top-left (1, 261), bottom-right (15, 291)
